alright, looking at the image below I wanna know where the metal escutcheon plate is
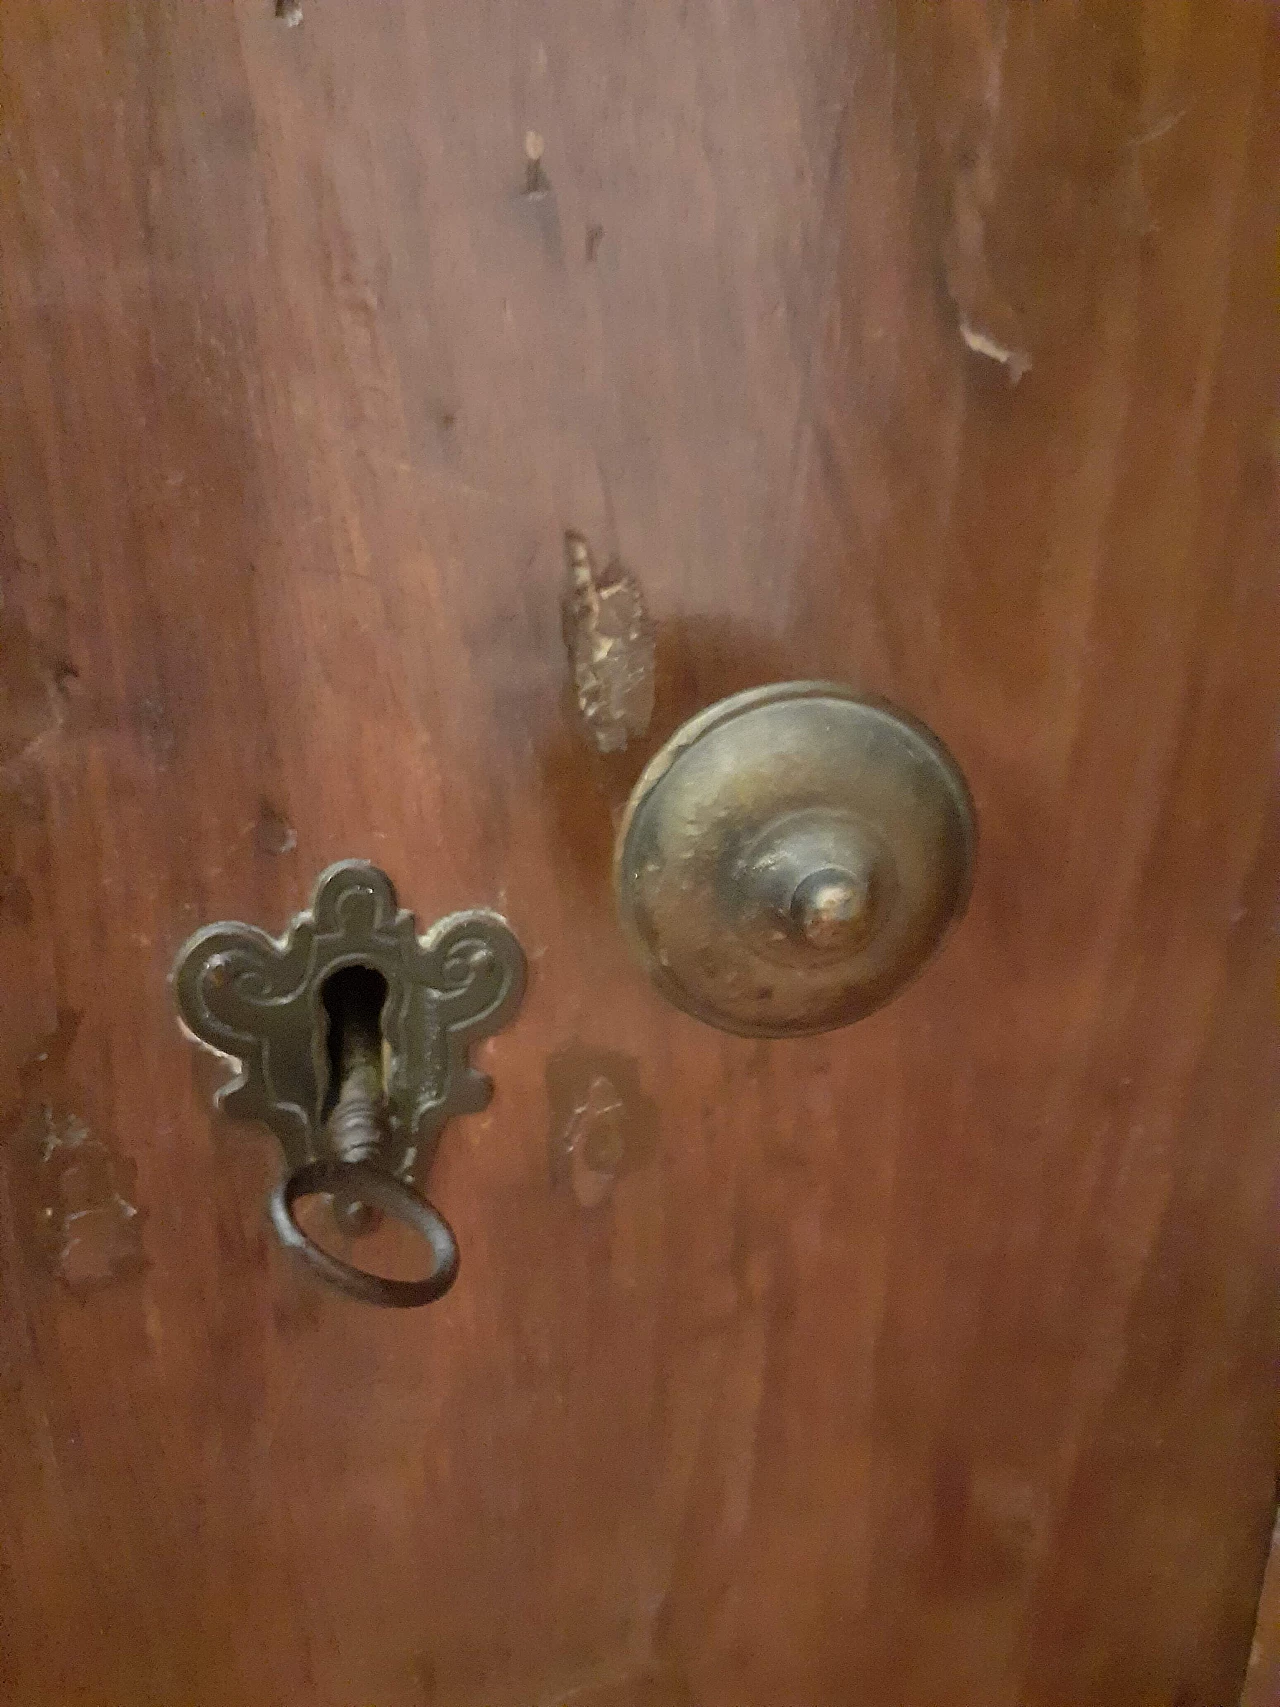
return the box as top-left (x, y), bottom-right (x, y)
top-left (613, 682), bottom-right (976, 1037)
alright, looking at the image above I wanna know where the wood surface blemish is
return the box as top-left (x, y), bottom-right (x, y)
top-left (518, 128), bottom-right (564, 262)
top-left (0, 596), bottom-right (70, 771)
top-left (958, 319), bottom-right (1031, 383)
top-left (1, 1007), bottom-right (82, 1141)
top-left (558, 1076), bottom-right (625, 1210)
top-left (942, 139), bottom-right (1031, 384)
top-left (523, 130), bottom-right (550, 200)
top-left (13, 1107), bottom-right (146, 1291)
top-left (274, 0), bottom-right (303, 27)
top-left (548, 1045), bottom-right (658, 1210)
top-left (585, 222), bottom-right (605, 263)
top-left (561, 531), bottom-right (656, 755)
top-left (254, 797), bottom-right (298, 857)
top-left (916, 5), bottom-right (1029, 384)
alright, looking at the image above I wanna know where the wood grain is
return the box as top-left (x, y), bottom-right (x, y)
top-left (0, 3), bottom-right (1276, 1704)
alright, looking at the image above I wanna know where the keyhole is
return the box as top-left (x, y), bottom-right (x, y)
top-left (320, 964), bottom-right (388, 1120)
top-left (318, 964), bottom-right (389, 1236)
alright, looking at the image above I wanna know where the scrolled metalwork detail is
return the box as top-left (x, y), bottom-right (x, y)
top-left (172, 862), bottom-right (526, 1305)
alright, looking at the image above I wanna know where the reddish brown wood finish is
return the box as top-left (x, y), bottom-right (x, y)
top-left (1, 4), bottom-right (1277, 1704)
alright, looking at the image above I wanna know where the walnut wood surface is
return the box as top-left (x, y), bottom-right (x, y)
top-left (1, 4), bottom-right (1277, 1704)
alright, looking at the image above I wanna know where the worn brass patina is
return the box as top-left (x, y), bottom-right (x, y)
top-left (172, 861), bottom-right (525, 1305)
top-left (614, 683), bottom-right (975, 1037)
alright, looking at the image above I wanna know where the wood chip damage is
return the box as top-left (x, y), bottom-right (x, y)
top-left (560, 530), bottom-right (656, 755)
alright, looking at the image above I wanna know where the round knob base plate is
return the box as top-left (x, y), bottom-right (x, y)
top-left (613, 682), bottom-right (975, 1037)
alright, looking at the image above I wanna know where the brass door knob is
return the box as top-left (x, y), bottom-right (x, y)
top-left (613, 683), bottom-right (975, 1037)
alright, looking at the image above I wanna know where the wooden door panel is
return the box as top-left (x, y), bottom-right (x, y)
top-left (1, 4), bottom-right (1276, 1704)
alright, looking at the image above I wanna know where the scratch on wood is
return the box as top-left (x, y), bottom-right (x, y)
top-left (560, 531), bottom-right (655, 755)
top-left (1131, 107), bottom-right (1188, 148)
top-left (959, 319), bottom-right (1031, 383)
top-left (938, 6), bottom-right (1031, 386)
